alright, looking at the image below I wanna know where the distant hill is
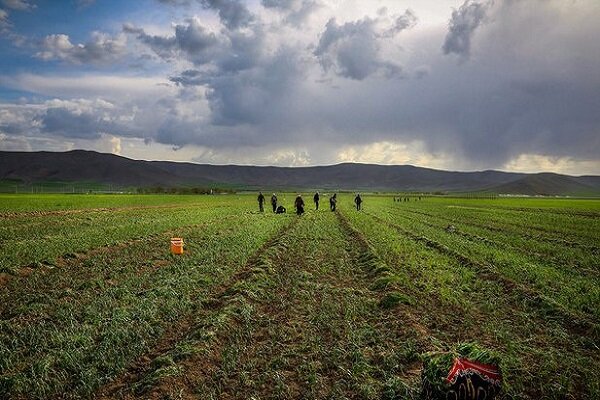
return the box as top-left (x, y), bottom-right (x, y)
top-left (487, 173), bottom-right (600, 196)
top-left (1, 150), bottom-right (598, 195)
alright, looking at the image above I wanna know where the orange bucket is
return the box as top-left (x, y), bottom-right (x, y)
top-left (170, 238), bottom-right (184, 255)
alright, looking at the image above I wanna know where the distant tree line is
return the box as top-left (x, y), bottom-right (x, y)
top-left (136, 186), bottom-right (235, 194)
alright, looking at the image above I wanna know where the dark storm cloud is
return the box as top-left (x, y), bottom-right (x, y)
top-left (125, 17), bottom-right (266, 74)
top-left (314, 12), bottom-right (414, 80)
top-left (39, 100), bottom-right (140, 139)
top-left (165, 44), bottom-right (304, 135)
top-left (261, 0), bottom-right (295, 8)
top-left (156, 0), bottom-right (253, 29)
top-left (127, 0), bottom-right (599, 170)
top-left (175, 19), bottom-right (219, 58)
top-left (442, 0), bottom-right (491, 58)
top-left (199, 0), bottom-right (253, 30)
top-left (124, 20), bottom-right (219, 64)
top-left (382, 9), bottom-right (417, 38)
top-left (169, 69), bottom-right (204, 86)
top-left (41, 107), bottom-right (105, 139)
top-left (262, 0), bottom-right (322, 26)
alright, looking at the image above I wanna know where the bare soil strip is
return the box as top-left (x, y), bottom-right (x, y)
top-left (335, 210), bottom-right (435, 339)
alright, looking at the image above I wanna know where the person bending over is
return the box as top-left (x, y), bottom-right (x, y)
top-left (329, 193), bottom-right (337, 212)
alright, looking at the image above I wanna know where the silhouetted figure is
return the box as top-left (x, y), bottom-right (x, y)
top-left (329, 193), bottom-right (337, 211)
top-left (257, 192), bottom-right (265, 212)
top-left (295, 194), bottom-right (305, 215)
top-left (354, 194), bottom-right (362, 211)
top-left (276, 205), bottom-right (286, 214)
top-left (313, 192), bottom-right (320, 210)
top-left (271, 193), bottom-right (278, 213)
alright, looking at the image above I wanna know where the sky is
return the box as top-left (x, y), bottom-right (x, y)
top-left (0, 0), bottom-right (599, 175)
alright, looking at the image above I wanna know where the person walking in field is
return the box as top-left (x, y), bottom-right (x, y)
top-left (271, 193), bottom-right (278, 213)
top-left (354, 193), bottom-right (362, 211)
top-left (295, 194), bottom-right (305, 215)
top-left (257, 192), bottom-right (265, 212)
top-left (329, 193), bottom-right (337, 211)
top-left (313, 192), bottom-right (320, 210)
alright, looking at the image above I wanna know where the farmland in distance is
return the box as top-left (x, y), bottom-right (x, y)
top-left (0, 194), bottom-right (598, 399)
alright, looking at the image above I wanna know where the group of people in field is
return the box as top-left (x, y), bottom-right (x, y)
top-left (394, 196), bottom-right (422, 202)
top-left (257, 192), bottom-right (362, 215)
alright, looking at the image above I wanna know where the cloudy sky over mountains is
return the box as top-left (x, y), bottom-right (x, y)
top-left (0, 0), bottom-right (599, 174)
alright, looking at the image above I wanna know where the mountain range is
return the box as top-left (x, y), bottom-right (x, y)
top-left (1, 150), bottom-right (599, 196)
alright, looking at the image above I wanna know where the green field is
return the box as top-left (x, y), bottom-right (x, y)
top-left (0, 194), bottom-right (598, 399)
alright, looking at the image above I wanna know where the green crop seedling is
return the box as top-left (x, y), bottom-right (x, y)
top-left (0, 194), bottom-right (598, 399)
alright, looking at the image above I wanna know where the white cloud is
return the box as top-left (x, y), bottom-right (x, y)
top-left (36, 32), bottom-right (127, 65)
top-left (0, 8), bottom-right (11, 31)
top-left (95, 133), bottom-right (122, 155)
top-left (336, 140), bottom-right (461, 170)
top-left (0, 132), bottom-right (32, 151)
top-left (0, 74), bottom-right (176, 100)
top-left (1, 0), bottom-right (34, 11)
top-left (503, 154), bottom-right (600, 176)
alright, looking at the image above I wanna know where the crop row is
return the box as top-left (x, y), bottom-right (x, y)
top-left (397, 199), bottom-right (599, 248)
top-left (369, 204), bottom-right (600, 322)
top-left (0, 201), bottom-right (250, 274)
top-left (0, 212), bottom-right (290, 399)
top-left (99, 211), bottom-right (430, 399)
top-left (339, 204), bottom-right (600, 399)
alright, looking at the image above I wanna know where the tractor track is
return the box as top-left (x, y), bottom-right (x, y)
top-left (94, 216), bottom-right (300, 400)
top-left (335, 210), bottom-right (436, 342)
top-left (336, 210), bottom-right (519, 349)
top-left (146, 211), bottom-right (430, 399)
top-left (106, 211), bottom-right (427, 399)
top-left (364, 211), bottom-right (600, 341)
